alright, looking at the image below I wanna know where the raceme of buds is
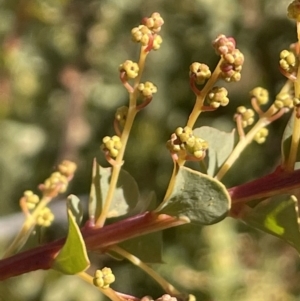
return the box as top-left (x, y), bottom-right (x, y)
top-left (254, 128), bottom-right (269, 144)
top-left (22, 190), bottom-right (40, 210)
top-left (274, 92), bottom-right (294, 109)
top-left (189, 63), bottom-right (211, 85)
top-left (36, 207), bottom-right (54, 227)
top-left (93, 267), bottom-right (115, 289)
top-left (234, 106), bottom-right (255, 128)
top-left (101, 136), bottom-right (123, 158)
top-left (138, 81), bottom-right (157, 97)
top-left (207, 86), bottom-right (229, 108)
top-left (287, 0), bottom-right (300, 21)
top-left (119, 60), bottom-right (139, 79)
top-left (280, 49), bottom-right (297, 73)
top-left (115, 106), bottom-right (128, 127)
top-left (250, 87), bottom-right (269, 105)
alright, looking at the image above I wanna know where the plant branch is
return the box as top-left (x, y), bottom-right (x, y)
top-left (0, 212), bottom-right (188, 280)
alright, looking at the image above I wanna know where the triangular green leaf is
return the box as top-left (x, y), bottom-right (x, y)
top-left (241, 195), bottom-right (300, 253)
top-left (89, 160), bottom-right (140, 220)
top-left (158, 166), bottom-right (231, 225)
top-left (52, 207), bottom-right (90, 274)
top-left (67, 194), bottom-right (83, 225)
top-left (193, 126), bottom-right (235, 176)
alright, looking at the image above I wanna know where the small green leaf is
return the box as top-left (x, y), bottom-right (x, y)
top-left (281, 113), bottom-right (300, 166)
top-left (158, 166), bottom-right (231, 225)
top-left (88, 160), bottom-right (140, 220)
top-left (67, 194), bottom-right (83, 225)
top-left (52, 207), bottom-right (90, 274)
top-left (242, 195), bottom-right (300, 253)
top-left (193, 126), bottom-right (235, 176)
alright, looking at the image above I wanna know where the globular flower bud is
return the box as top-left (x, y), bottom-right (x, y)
top-left (220, 49), bottom-right (244, 82)
top-left (101, 136), bottom-right (123, 158)
top-left (254, 128), bottom-right (269, 144)
top-left (36, 207), bottom-right (54, 227)
top-left (189, 63), bottom-right (211, 85)
top-left (131, 25), bottom-right (152, 46)
top-left (143, 12), bottom-right (164, 33)
top-left (23, 190), bottom-right (40, 210)
top-left (152, 35), bottom-right (163, 50)
top-left (212, 34), bottom-right (236, 55)
top-left (119, 60), bottom-right (139, 79)
top-left (250, 87), bottom-right (269, 105)
top-left (207, 86), bottom-right (229, 108)
top-left (279, 49), bottom-right (297, 73)
top-left (234, 106), bottom-right (255, 128)
top-left (138, 81), bottom-right (157, 97)
top-left (167, 126), bottom-right (208, 160)
top-left (93, 267), bottom-right (115, 289)
top-left (274, 92), bottom-right (294, 109)
top-left (41, 172), bottom-right (68, 196)
top-left (58, 160), bottom-right (77, 178)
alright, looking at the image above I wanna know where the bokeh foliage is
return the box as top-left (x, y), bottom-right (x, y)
top-left (0, 0), bottom-right (299, 300)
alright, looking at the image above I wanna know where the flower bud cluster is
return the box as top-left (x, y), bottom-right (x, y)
top-left (40, 172), bottom-right (68, 197)
top-left (93, 267), bottom-right (115, 289)
top-left (274, 92), bottom-right (294, 109)
top-left (254, 128), bottom-right (269, 144)
top-left (36, 207), bottom-right (54, 227)
top-left (280, 50), bottom-right (297, 74)
top-left (234, 106), bottom-right (255, 128)
top-left (101, 135), bottom-right (123, 158)
top-left (131, 12), bottom-right (164, 50)
top-left (213, 35), bottom-right (244, 82)
top-left (250, 87), bottom-right (269, 105)
top-left (138, 81), bottom-right (157, 97)
top-left (115, 106), bottom-right (128, 127)
top-left (207, 86), bottom-right (229, 108)
top-left (119, 60), bottom-right (139, 79)
top-left (166, 126), bottom-right (208, 159)
top-left (189, 63), bottom-right (211, 85)
top-left (22, 190), bottom-right (40, 210)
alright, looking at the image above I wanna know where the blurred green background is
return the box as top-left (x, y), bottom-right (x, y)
top-left (0, 0), bottom-right (299, 300)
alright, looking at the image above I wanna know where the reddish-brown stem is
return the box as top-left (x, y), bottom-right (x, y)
top-left (0, 212), bottom-right (186, 280)
top-left (228, 167), bottom-right (300, 204)
top-left (136, 96), bottom-right (152, 111)
top-left (251, 97), bottom-right (264, 116)
top-left (144, 34), bottom-right (154, 53)
top-left (189, 75), bottom-right (201, 96)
